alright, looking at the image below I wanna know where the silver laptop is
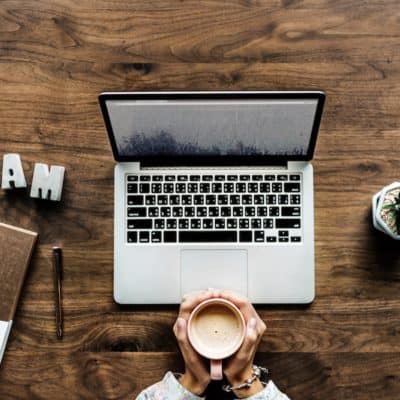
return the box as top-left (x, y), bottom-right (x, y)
top-left (99, 91), bottom-right (325, 304)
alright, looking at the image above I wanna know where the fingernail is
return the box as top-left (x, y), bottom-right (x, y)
top-left (177, 317), bottom-right (186, 330)
top-left (247, 318), bottom-right (257, 333)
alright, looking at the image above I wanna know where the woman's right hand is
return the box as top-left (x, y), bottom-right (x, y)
top-left (173, 289), bottom-right (216, 395)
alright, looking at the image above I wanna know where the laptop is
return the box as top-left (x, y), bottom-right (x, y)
top-left (99, 91), bottom-right (325, 304)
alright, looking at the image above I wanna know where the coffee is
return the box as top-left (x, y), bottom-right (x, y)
top-left (188, 300), bottom-right (245, 361)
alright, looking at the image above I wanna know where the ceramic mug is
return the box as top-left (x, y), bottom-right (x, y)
top-left (187, 298), bottom-right (246, 380)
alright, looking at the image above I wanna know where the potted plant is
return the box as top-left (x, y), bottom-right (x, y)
top-left (372, 182), bottom-right (400, 240)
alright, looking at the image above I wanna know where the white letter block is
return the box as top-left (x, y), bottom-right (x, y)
top-left (30, 163), bottom-right (65, 201)
top-left (1, 153), bottom-right (27, 189)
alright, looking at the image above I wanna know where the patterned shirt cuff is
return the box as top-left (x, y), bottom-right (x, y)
top-left (137, 371), bottom-right (205, 400)
top-left (234, 380), bottom-right (290, 400)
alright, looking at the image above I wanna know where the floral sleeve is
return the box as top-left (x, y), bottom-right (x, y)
top-left (136, 372), bottom-right (290, 400)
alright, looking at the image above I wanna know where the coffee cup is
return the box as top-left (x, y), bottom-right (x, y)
top-left (187, 298), bottom-right (246, 380)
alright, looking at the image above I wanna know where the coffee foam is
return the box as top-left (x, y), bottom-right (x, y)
top-left (190, 304), bottom-right (242, 355)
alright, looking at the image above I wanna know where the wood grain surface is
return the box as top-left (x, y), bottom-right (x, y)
top-left (0, 0), bottom-right (400, 399)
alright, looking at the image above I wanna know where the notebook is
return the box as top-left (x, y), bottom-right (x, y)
top-left (0, 222), bottom-right (38, 365)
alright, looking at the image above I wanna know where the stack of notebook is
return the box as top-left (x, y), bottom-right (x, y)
top-left (0, 222), bottom-right (37, 365)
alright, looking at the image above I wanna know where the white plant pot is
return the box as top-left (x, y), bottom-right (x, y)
top-left (372, 181), bottom-right (400, 240)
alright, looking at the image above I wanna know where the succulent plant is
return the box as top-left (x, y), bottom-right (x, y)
top-left (382, 191), bottom-right (400, 234)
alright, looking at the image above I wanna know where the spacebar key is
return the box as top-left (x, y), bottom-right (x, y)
top-left (179, 231), bottom-right (237, 242)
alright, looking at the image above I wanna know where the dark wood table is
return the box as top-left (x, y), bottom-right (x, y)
top-left (1, 1), bottom-right (399, 399)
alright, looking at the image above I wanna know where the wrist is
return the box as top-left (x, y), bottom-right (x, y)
top-left (179, 371), bottom-right (208, 396)
top-left (225, 366), bottom-right (265, 399)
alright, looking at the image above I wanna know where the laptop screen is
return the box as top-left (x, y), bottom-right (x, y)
top-left (100, 92), bottom-right (324, 164)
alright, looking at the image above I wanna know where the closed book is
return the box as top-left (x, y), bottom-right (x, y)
top-left (0, 222), bottom-right (38, 365)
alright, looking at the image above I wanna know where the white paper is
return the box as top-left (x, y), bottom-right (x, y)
top-left (0, 320), bottom-right (12, 365)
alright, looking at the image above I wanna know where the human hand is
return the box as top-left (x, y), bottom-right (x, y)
top-left (173, 289), bottom-right (217, 395)
top-left (220, 290), bottom-right (267, 398)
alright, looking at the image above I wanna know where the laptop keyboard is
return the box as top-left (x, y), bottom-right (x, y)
top-left (126, 173), bottom-right (302, 244)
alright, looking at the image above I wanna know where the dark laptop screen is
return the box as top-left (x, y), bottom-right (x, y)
top-left (100, 92), bottom-right (324, 163)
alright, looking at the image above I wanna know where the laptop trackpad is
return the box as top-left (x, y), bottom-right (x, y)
top-left (180, 249), bottom-right (248, 297)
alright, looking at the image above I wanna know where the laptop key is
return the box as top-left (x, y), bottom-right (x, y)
top-left (167, 218), bottom-right (177, 229)
top-left (224, 183), bottom-right (234, 192)
top-left (128, 195), bottom-right (144, 205)
top-left (209, 207), bottom-right (219, 217)
top-left (148, 207), bottom-right (159, 217)
top-left (203, 175), bottom-right (213, 181)
top-left (252, 175), bottom-right (263, 181)
top-left (276, 219), bottom-right (301, 229)
top-left (170, 195), bottom-right (180, 205)
top-left (265, 195), bottom-right (276, 205)
top-left (257, 206), bottom-right (268, 217)
top-left (127, 231), bottom-right (137, 243)
top-left (266, 236), bottom-right (277, 242)
top-left (151, 231), bottom-right (162, 242)
top-left (291, 236), bottom-right (302, 242)
top-left (203, 219), bottom-right (213, 229)
top-left (264, 175), bottom-right (275, 181)
top-left (164, 183), bottom-right (174, 193)
top-left (176, 183), bottom-right (186, 193)
top-left (185, 207), bottom-right (195, 217)
top-left (127, 183), bottom-right (138, 193)
top-left (194, 195), bottom-right (204, 205)
top-left (128, 219), bottom-right (152, 229)
top-left (182, 195), bottom-right (192, 205)
top-left (200, 183), bottom-right (210, 193)
top-left (197, 207), bottom-right (207, 217)
top-left (179, 231), bottom-right (237, 242)
top-left (127, 175), bottom-right (138, 182)
top-left (179, 219), bottom-right (189, 229)
top-left (190, 175), bottom-right (200, 181)
top-left (188, 183), bottom-right (198, 193)
top-left (228, 175), bottom-right (238, 181)
top-left (251, 218), bottom-right (261, 229)
top-left (233, 207), bottom-right (243, 217)
top-left (290, 194), bottom-right (301, 205)
top-left (157, 195), bottom-right (168, 205)
top-left (145, 195), bottom-right (156, 205)
top-left (152, 175), bottom-right (163, 181)
top-left (164, 231), bottom-right (177, 242)
top-left (279, 237), bottom-right (289, 243)
top-left (284, 183), bottom-right (300, 193)
top-left (260, 183), bottom-right (270, 192)
top-left (160, 207), bottom-right (171, 217)
top-left (230, 195), bottom-right (240, 205)
top-left (139, 231), bottom-right (150, 242)
top-left (215, 219), bottom-right (225, 229)
top-left (272, 183), bottom-right (282, 192)
top-left (277, 175), bottom-right (288, 181)
top-left (278, 195), bottom-right (288, 205)
top-left (172, 207), bottom-right (183, 217)
top-left (151, 183), bottom-right (162, 193)
top-left (279, 230), bottom-right (289, 237)
top-left (191, 219), bottom-right (201, 229)
top-left (154, 219), bottom-right (165, 229)
top-left (242, 195), bottom-right (252, 205)
top-left (139, 183), bottom-right (150, 193)
top-left (140, 176), bottom-right (150, 181)
top-left (248, 183), bottom-right (258, 192)
top-left (128, 207), bottom-right (146, 217)
top-left (206, 195), bottom-right (216, 205)
top-left (263, 219), bottom-right (273, 229)
top-left (254, 195), bottom-right (264, 205)
top-left (239, 219), bottom-right (249, 229)
top-left (221, 207), bottom-right (231, 217)
top-left (165, 175), bottom-right (175, 181)
top-left (212, 183), bottom-right (222, 192)
top-left (227, 218), bottom-right (237, 229)
top-left (255, 231), bottom-right (264, 242)
top-left (289, 174), bottom-right (300, 181)
top-left (239, 231), bottom-right (252, 242)
top-left (240, 175), bottom-right (250, 181)
top-left (236, 183), bottom-right (246, 193)
top-left (218, 195), bottom-right (228, 205)
top-left (282, 207), bottom-right (301, 216)
top-left (269, 207), bottom-right (280, 217)
top-left (215, 175), bottom-right (225, 181)
top-left (245, 207), bottom-right (255, 217)
top-left (178, 175), bottom-right (188, 181)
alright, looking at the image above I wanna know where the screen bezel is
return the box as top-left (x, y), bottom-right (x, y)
top-left (99, 91), bottom-right (325, 166)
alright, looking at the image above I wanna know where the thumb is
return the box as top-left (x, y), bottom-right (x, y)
top-left (176, 317), bottom-right (187, 342)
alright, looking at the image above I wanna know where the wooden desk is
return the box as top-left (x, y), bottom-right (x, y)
top-left (0, 1), bottom-right (399, 398)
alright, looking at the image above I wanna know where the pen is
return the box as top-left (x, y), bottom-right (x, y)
top-left (52, 247), bottom-right (63, 339)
